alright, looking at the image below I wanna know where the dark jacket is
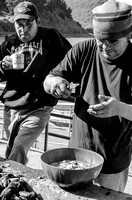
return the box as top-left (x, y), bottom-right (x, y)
top-left (0, 26), bottom-right (72, 110)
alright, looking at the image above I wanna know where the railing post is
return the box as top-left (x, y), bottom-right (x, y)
top-left (44, 122), bottom-right (49, 152)
top-left (68, 105), bottom-right (72, 136)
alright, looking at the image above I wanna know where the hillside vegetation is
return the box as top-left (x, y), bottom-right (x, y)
top-left (0, 0), bottom-right (107, 36)
top-left (64, 0), bottom-right (107, 29)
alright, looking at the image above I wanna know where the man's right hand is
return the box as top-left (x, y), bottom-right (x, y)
top-left (1, 55), bottom-right (13, 70)
top-left (44, 75), bottom-right (71, 99)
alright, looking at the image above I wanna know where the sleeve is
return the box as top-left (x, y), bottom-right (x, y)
top-left (0, 35), bottom-right (15, 81)
top-left (49, 41), bottom-right (84, 83)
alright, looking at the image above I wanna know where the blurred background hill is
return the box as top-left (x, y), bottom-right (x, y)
top-left (0, 0), bottom-right (107, 37)
top-left (65, 0), bottom-right (106, 30)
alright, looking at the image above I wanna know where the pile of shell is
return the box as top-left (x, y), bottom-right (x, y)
top-left (0, 164), bottom-right (42, 200)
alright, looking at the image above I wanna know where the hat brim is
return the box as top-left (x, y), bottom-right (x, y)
top-left (93, 25), bottom-right (132, 40)
top-left (13, 14), bottom-right (35, 22)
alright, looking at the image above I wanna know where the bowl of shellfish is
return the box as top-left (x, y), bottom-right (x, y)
top-left (41, 147), bottom-right (104, 189)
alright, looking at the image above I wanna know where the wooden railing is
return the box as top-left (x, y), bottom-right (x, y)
top-left (44, 102), bottom-right (74, 151)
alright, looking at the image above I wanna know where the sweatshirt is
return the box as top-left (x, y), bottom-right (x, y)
top-left (0, 26), bottom-right (71, 110)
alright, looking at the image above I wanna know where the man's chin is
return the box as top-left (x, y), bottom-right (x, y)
top-left (102, 53), bottom-right (119, 60)
top-left (20, 36), bottom-right (29, 42)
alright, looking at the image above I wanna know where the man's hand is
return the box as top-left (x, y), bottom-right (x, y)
top-left (87, 94), bottom-right (120, 118)
top-left (44, 75), bottom-right (71, 99)
top-left (1, 56), bottom-right (13, 70)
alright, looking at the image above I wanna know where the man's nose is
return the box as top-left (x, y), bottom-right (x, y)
top-left (102, 41), bottom-right (111, 48)
top-left (20, 25), bottom-right (28, 32)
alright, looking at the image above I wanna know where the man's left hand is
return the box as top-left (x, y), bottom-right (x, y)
top-left (87, 94), bottom-right (120, 118)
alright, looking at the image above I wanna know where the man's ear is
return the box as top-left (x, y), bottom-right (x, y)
top-left (37, 18), bottom-right (41, 26)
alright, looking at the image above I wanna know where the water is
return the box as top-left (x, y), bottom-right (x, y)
top-left (0, 36), bottom-right (89, 46)
top-left (0, 36), bottom-right (92, 51)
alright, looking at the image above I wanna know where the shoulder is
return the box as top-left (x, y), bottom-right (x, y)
top-left (79, 38), bottom-right (96, 48)
top-left (45, 27), bottom-right (63, 36)
top-left (38, 26), bottom-right (67, 43)
top-left (39, 26), bottom-right (62, 38)
top-left (39, 26), bottom-right (71, 50)
top-left (73, 38), bottom-right (97, 52)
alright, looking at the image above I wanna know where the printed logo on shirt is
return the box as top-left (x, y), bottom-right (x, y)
top-left (11, 39), bottom-right (43, 68)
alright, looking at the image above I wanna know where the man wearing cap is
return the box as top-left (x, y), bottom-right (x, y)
top-left (0, 1), bottom-right (71, 165)
top-left (44, 0), bottom-right (132, 192)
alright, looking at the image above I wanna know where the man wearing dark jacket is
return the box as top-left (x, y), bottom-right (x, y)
top-left (0, 1), bottom-right (71, 165)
